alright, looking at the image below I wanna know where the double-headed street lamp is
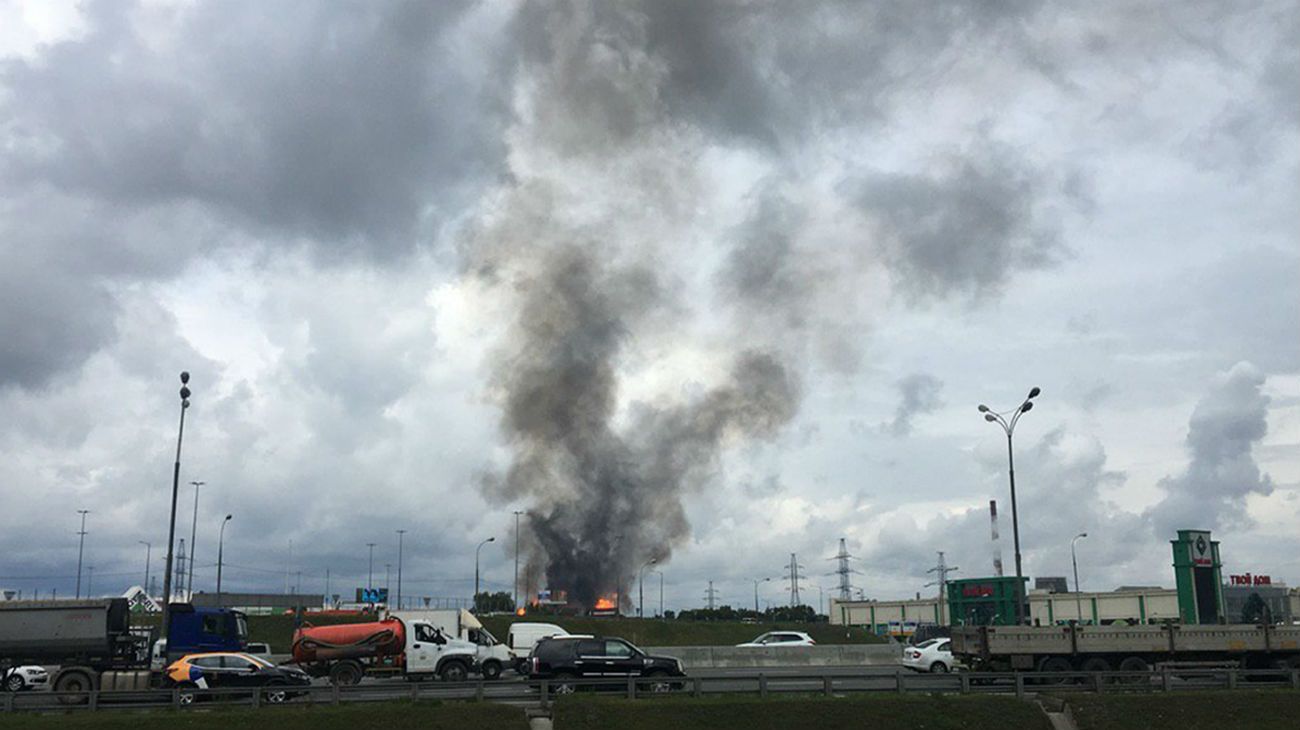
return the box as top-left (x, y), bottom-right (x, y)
top-left (161, 372), bottom-right (192, 644)
top-left (186, 481), bottom-right (205, 599)
top-left (474, 537), bottom-right (495, 612)
top-left (1071, 532), bottom-right (1088, 624)
top-left (978, 386), bottom-right (1040, 626)
top-left (753, 577), bottom-right (771, 614)
top-left (216, 515), bottom-right (233, 606)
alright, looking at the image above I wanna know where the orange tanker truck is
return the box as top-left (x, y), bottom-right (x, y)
top-left (290, 615), bottom-right (479, 685)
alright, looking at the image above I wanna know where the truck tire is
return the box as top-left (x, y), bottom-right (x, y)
top-left (438, 660), bottom-right (469, 682)
top-left (1036, 656), bottom-right (1073, 684)
top-left (1080, 657), bottom-right (1111, 674)
top-left (53, 669), bottom-right (95, 706)
top-left (480, 660), bottom-right (502, 680)
top-left (1116, 656), bottom-right (1149, 684)
top-left (329, 661), bottom-right (363, 686)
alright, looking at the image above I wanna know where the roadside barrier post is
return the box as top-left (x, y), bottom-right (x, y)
top-left (88, 690), bottom-right (98, 711)
top-left (1014, 673), bottom-right (1025, 699)
top-left (1092, 673), bottom-right (1103, 693)
top-left (1161, 667), bottom-right (1171, 692)
top-left (627, 677), bottom-right (636, 699)
top-left (410, 682), bottom-right (419, 701)
top-left (1291, 669), bottom-right (1299, 690)
top-left (959, 674), bottom-right (970, 694)
top-left (1227, 670), bottom-right (1237, 690)
top-left (252, 687), bottom-right (260, 708)
top-left (823, 676), bottom-right (833, 696)
top-left (692, 677), bottom-right (702, 698)
top-left (758, 673), bottom-right (767, 698)
top-left (4, 691), bottom-right (13, 712)
top-left (896, 670), bottom-right (905, 694)
top-left (476, 680), bottom-right (485, 702)
top-left (540, 680), bottom-right (549, 709)
top-left (332, 682), bottom-right (341, 705)
top-left (172, 688), bottom-right (180, 709)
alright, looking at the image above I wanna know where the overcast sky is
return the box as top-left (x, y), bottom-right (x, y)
top-left (1, 0), bottom-right (1297, 613)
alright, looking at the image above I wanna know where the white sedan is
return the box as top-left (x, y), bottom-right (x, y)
top-left (899, 638), bottom-right (955, 673)
top-left (3, 665), bottom-right (49, 692)
top-left (736, 631), bottom-right (816, 647)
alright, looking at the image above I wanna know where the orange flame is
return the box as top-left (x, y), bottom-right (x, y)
top-left (594, 597), bottom-right (615, 610)
top-left (515, 607), bottom-right (526, 616)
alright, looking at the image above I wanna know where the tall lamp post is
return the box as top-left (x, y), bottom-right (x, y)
top-left (396, 529), bottom-right (406, 611)
top-left (474, 537), bottom-right (496, 612)
top-left (366, 543), bottom-right (377, 590)
top-left (753, 577), bottom-right (771, 614)
top-left (638, 559), bottom-right (657, 618)
top-left (216, 515), bottom-right (232, 606)
top-left (161, 371), bottom-right (192, 644)
top-left (185, 481), bottom-right (205, 599)
top-left (654, 570), bottom-right (664, 617)
top-left (1071, 532), bottom-right (1088, 624)
top-left (138, 541), bottom-right (151, 597)
top-left (512, 510), bottom-right (523, 610)
top-left (75, 510), bottom-right (90, 599)
top-left (978, 386), bottom-right (1040, 625)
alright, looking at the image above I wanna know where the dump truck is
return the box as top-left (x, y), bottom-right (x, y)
top-left (387, 609), bottom-right (513, 679)
top-left (951, 623), bottom-right (1300, 675)
top-left (0, 599), bottom-right (247, 699)
top-left (289, 613), bottom-right (479, 685)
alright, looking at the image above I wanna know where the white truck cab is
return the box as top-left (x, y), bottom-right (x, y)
top-left (388, 610), bottom-right (512, 679)
top-left (401, 619), bottom-right (479, 681)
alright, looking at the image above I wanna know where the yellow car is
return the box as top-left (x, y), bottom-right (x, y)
top-left (165, 652), bottom-right (311, 704)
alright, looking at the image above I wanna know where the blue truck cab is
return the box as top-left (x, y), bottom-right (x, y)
top-left (156, 604), bottom-right (248, 664)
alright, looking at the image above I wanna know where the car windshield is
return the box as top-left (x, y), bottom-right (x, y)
top-left (242, 653), bottom-right (274, 667)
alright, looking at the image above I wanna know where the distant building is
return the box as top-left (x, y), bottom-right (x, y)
top-left (191, 591), bottom-right (324, 614)
top-left (1035, 577), bottom-right (1069, 594)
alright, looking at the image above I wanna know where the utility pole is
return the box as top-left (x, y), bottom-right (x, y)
top-left (925, 551), bottom-right (958, 624)
top-left (86, 566), bottom-right (94, 597)
top-left (830, 538), bottom-right (858, 601)
top-left (175, 539), bottom-right (187, 601)
top-left (138, 541), bottom-right (151, 596)
top-left (657, 570), bottom-right (664, 617)
top-left (512, 510), bottom-right (523, 609)
top-left (186, 480), bottom-right (204, 598)
top-left (75, 510), bottom-right (90, 599)
top-left (366, 543), bottom-right (377, 590)
top-left (704, 581), bottom-right (719, 611)
top-left (787, 553), bottom-right (805, 607)
top-left (162, 371), bottom-right (192, 644)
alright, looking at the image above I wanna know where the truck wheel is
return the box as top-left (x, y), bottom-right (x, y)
top-left (4, 673), bottom-right (24, 692)
top-left (481, 661), bottom-right (502, 680)
top-left (1036, 656), bottom-right (1073, 684)
top-left (329, 662), bottom-right (362, 686)
top-left (54, 670), bottom-right (94, 706)
top-left (439, 661), bottom-right (469, 682)
top-left (1080, 657), bottom-right (1112, 683)
top-left (1116, 656), bottom-right (1149, 684)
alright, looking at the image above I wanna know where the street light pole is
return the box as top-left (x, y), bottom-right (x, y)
top-left (474, 537), bottom-right (496, 613)
top-left (978, 386), bottom-right (1040, 625)
top-left (185, 481), bottom-right (205, 599)
top-left (1071, 532), bottom-right (1088, 624)
top-left (216, 515), bottom-right (232, 606)
top-left (655, 570), bottom-right (664, 617)
top-left (75, 510), bottom-right (90, 599)
top-left (396, 529), bottom-right (406, 611)
top-left (638, 559), bottom-right (657, 618)
top-left (366, 543), bottom-right (377, 590)
top-left (138, 541), bottom-right (151, 596)
top-left (753, 577), bottom-right (771, 614)
top-left (161, 371), bottom-right (192, 644)
top-left (512, 511), bottom-right (523, 610)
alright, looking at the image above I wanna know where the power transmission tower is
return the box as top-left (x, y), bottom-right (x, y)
top-left (827, 538), bottom-right (860, 601)
top-left (175, 539), bottom-right (187, 600)
top-left (786, 553), bottom-right (806, 606)
top-left (704, 581), bottom-right (720, 610)
top-left (925, 551), bottom-right (959, 622)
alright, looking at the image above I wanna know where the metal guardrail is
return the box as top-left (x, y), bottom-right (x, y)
top-left (2, 667), bottom-right (1298, 713)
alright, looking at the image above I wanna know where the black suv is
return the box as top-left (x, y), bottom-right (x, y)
top-left (529, 636), bottom-right (685, 690)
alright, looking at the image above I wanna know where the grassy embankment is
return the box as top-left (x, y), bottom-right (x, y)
top-left (1060, 690), bottom-right (1300, 730)
top-left (0, 701), bottom-right (527, 729)
top-left (139, 613), bottom-right (885, 653)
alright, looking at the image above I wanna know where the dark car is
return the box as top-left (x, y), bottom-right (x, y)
top-left (529, 636), bottom-right (685, 692)
top-left (165, 652), bottom-right (312, 704)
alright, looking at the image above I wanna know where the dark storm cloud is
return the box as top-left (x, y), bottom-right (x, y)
top-left (851, 143), bottom-right (1067, 301)
top-left (886, 373), bottom-right (944, 437)
top-left (1147, 362), bottom-right (1274, 537)
top-left (716, 188), bottom-right (814, 330)
top-left (0, 1), bottom-right (506, 389)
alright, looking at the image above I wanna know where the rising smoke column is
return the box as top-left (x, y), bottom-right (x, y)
top-left (481, 245), bottom-right (798, 607)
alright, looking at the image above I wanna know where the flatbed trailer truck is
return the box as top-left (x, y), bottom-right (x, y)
top-left (951, 623), bottom-right (1300, 674)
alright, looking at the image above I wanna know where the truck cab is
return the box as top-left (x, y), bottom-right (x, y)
top-left (164, 605), bottom-right (248, 662)
top-left (402, 620), bottom-right (479, 681)
top-left (388, 610), bottom-right (512, 679)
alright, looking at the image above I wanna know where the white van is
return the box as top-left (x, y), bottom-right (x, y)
top-left (388, 609), bottom-right (514, 679)
top-left (506, 622), bottom-right (571, 672)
